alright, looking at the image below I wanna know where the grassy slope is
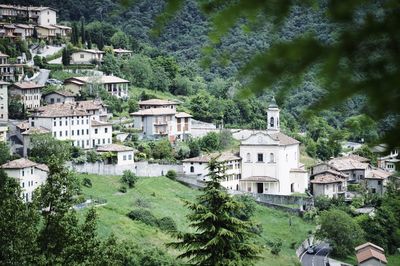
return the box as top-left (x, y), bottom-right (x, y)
top-left (78, 174), bottom-right (313, 265)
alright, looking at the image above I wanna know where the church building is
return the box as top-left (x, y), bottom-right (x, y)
top-left (238, 98), bottom-right (309, 195)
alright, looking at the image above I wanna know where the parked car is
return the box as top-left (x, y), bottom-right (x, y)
top-left (45, 78), bottom-right (62, 85)
top-left (306, 245), bottom-right (315, 254)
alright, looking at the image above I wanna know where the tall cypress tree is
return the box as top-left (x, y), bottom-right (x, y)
top-left (71, 22), bottom-right (79, 46)
top-left (169, 158), bottom-right (261, 265)
top-left (87, 33), bottom-right (92, 49)
top-left (80, 18), bottom-right (86, 45)
top-left (62, 47), bottom-right (70, 66)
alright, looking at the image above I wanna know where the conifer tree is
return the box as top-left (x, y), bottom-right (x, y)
top-left (71, 22), bottom-right (79, 46)
top-left (87, 33), bottom-right (92, 49)
top-left (169, 158), bottom-right (260, 265)
top-left (80, 18), bottom-right (86, 45)
top-left (62, 47), bottom-right (70, 66)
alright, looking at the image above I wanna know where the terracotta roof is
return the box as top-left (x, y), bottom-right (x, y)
top-left (311, 174), bottom-right (345, 184)
top-left (91, 120), bottom-right (111, 127)
top-left (355, 243), bottom-right (387, 264)
top-left (12, 82), bottom-right (44, 90)
top-left (97, 144), bottom-right (133, 152)
top-left (14, 24), bottom-right (34, 29)
top-left (33, 103), bottom-right (88, 118)
top-left (183, 152), bottom-right (241, 163)
top-left (35, 164), bottom-right (49, 172)
top-left (0, 52), bottom-right (8, 57)
top-left (139, 99), bottom-right (178, 106)
top-left (53, 24), bottom-right (71, 30)
top-left (269, 132), bottom-right (300, 146)
top-left (76, 100), bottom-right (105, 110)
top-left (1, 158), bottom-right (37, 169)
top-left (328, 157), bottom-right (369, 171)
top-left (66, 76), bottom-right (129, 84)
top-left (131, 108), bottom-right (176, 116)
top-left (78, 49), bottom-right (105, 54)
top-left (311, 169), bottom-right (347, 178)
top-left (16, 121), bottom-right (29, 130)
top-left (21, 126), bottom-right (50, 135)
top-left (36, 25), bottom-right (56, 30)
top-left (290, 168), bottom-right (307, 173)
top-left (366, 168), bottom-right (391, 180)
top-left (44, 90), bottom-right (75, 97)
top-left (240, 176), bottom-right (279, 182)
top-left (347, 154), bottom-right (370, 163)
top-left (175, 112), bottom-right (192, 118)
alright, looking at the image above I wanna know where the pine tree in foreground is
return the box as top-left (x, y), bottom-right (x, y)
top-left (169, 158), bottom-right (261, 266)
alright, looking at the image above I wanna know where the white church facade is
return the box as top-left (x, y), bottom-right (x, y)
top-left (183, 97), bottom-right (309, 195)
top-left (238, 98), bottom-right (308, 195)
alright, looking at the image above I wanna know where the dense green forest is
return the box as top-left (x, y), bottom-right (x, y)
top-left (5, 0), bottom-right (384, 154)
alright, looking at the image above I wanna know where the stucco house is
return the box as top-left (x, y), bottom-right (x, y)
top-left (378, 149), bottom-right (399, 173)
top-left (311, 174), bottom-right (346, 198)
top-left (43, 90), bottom-right (76, 104)
top-left (14, 24), bottom-right (34, 39)
top-left (1, 158), bottom-right (48, 202)
top-left (64, 76), bottom-right (130, 98)
top-left (36, 25), bottom-right (56, 40)
top-left (183, 152), bottom-right (242, 190)
top-left (70, 49), bottom-right (104, 65)
top-left (0, 52), bottom-right (24, 82)
top-left (113, 48), bottom-right (133, 58)
top-left (97, 144), bottom-right (135, 166)
top-left (10, 82), bottom-right (44, 110)
top-left (131, 99), bottom-right (192, 142)
top-left (355, 242), bottom-right (387, 266)
top-left (0, 81), bottom-right (9, 121)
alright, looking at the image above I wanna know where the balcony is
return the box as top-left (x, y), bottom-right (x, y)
top-left (154, 121), bottom-right (167, 126)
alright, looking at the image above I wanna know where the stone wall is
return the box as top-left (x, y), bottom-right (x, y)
top-left (135, 161), bottom-right (183, 177)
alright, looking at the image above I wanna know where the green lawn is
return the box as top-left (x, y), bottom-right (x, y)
top-left (77, 174), bottom-right (313, 265)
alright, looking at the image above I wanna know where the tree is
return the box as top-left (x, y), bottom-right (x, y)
top-left (200, 131), bottom-right (220, 152)
top-left (32, 27), bottom-right (38, 39)
top-left (169, 159), bottom-right (260, 265)
top-left (317, 209), bottom-right (364, 257)
top-left (71, 22), bottom-right (79, 46)
top-left (152, 139), bottom-right (173, 160)
top-left (8, 96), bottom-right (26, 119)
top-left (110, 31), bottom-right (130, 49)
top-left (121, 170), bottom-right (139, 188)
top-left (0, 142), bottom-right (11, 165)
top-left (188, 138), bottom-right (201, 157)
top-left (29, 134), bottom-right (72, 165)
top-left (344, 115), bottom-right (379, 143)
top-left (0, 169), bottom-right (40, 265)
top-left (80, 17), bottom-right (86, 44)
top-left (61, 47), bottom-right (71, 66)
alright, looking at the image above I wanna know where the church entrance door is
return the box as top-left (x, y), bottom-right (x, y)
top-left (257, 183), bottom-right (263, 193)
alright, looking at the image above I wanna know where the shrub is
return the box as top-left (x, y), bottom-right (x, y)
top-left (135, 198), bottom-right (151, 208)
top-left (86, 150), bottom-right (102, 163)
top-left (82, 177), bottom-right (92, 188)
top-left (121, 170), bottom-right (138, 188)
top-left (268, 238), bottom-right (283, 255)
top-left (290, 241), bottom-right (297, 249)
top-left (127, 209), bottom-right (158, 226)
top-left (157, 216), bottom-right (177, 231)
top-left (119, 185), bottom-right (127, 193)
top-left (165, 170), bottom-right (177, 180)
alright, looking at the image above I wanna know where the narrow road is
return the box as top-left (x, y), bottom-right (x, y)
top-left (301, 243), bottom-right (330, 266)
top-left (33, 69), bottom-right (50, 85)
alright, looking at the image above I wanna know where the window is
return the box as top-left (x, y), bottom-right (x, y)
top-left (65, 131), bottom-right (68, 136)
top-left (86, 129), bottom-right (89, 135)
top-left (128, 154), bottom-right (132, 160)
top-left (257, 153), bottom-right (263, 162)
top-left (59, 121), bottom-right (62, 126)
top-left (53, 132), bottom-right (56, 137)
top-left (59, 131), bottom-right (62, 137)
top-left (72, 130), bottom-right (74, 136)
top-left (269, 153), bottom-right (274, 162)
top-left (123, 155), bottom-right (127, 161)
top-left (81, 129), bottom-right (84, 135)
top-left (65, 120), bottom-right (68, 126)
top-left (54, 120), bottom-right (56, 126)
top-left (80, 54), bottom-right (84, 59)
top-left (22, 170), bottom-right (24, 176)
top-left (31, 168), bottom-right (33, 174)
top-left (95, 129), bottom-right (98, 134)
top-left (246, 153), bottom-right (251, 162)
top-left (270, 117), bottom-right (274, 127)
top-left (22, 182), bottom-right (24, 187)
top-left (105, 128), bottom-right (108, 133)
top-left (102, 139), bottom-right (105, 144)
top-left (190, 166), bottom-right (194, 173)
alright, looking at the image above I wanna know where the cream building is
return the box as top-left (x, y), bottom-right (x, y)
top-left (43, 90), bottom-right (76, 104)
top-left (239, 98), bottom-right (308, 195)
top-left (0, 81), bottom-right (9, 121)
top-left (10, 82), bottom-right (43, 109)
top-left (1, 158), bottom-right (48, 202)
top-left (182, 152), bottom-right (241, 190)
top-left (70, 49), bottom-right (104, 65)
top-left (0, 52), bottom-right (24, 82)
top-left (64, 76), bottom-right (130, 98)
top-left (0, 5), bottom-right (57, 26)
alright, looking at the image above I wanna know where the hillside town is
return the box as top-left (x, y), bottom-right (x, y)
top-left (0, 3), bottom-right (399, 266)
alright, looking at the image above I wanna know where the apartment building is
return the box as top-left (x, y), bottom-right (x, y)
top-left (0, 5), bottom-right (57, 26)
top-left (10, 82), bottom-right (43, 109)
top-left (0, 52), bottom-right (24, 82)
top-left (0, 81), bottom-right (8, 121)
top-left (131, 99), bottom-right (192, 141)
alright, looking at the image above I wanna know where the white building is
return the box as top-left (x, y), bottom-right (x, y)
top-left (97, 144), bottom-right (135, 166)
top-left (1, 158), bottom-right (48, 202)
top-left (183, 152), bottom-right (241, 190)
top-left (0, 52), bottom-right (24, 82)
top-left (27, 101), bottom-right (112, 149)
top-left (239, 98), bottom-right (308, 195)
top-left (64, 76), bottom-right (130, 98)
top-left (14, 24), bottom-right (34, 39)
top-left (0, 5), bottom-right (57, 26)
top-left (131, 99), bottom-right (192, 142)
top-left (10, 82), bottom-right (44, 109)
top-left (0, 124), bottom-right (7, 142)
top-left (378, 149), bottom-right (399, 173)
top-left (311, 174), bottom-right (346, 198)
top-left (70, 49), bottom-right (105, 65)
top-left (0, 81), bottom-right (9, 121)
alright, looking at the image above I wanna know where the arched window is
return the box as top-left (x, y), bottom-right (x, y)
top-left (270, 117), bottom-right (274, 127)
top-left (190, 166), bottom-right (194, 173)
top-left (269, 153), bottom-right (274, 163)
top-left (246, 153), bottom-right (251, 162)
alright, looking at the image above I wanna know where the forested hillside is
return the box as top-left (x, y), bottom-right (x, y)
top-left (6, 0), bottom-right (380, 154)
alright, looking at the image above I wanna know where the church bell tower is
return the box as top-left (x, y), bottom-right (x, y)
top-left (267, 96), bottom-right (280, 133)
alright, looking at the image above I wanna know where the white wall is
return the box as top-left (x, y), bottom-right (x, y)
top-left (44, 94), bottom-right (75, 104)
top-left (117, 150), bottom-right (135, 166)
top-left (0, 84), bottom-right (8, 121)
top-left (38, 9), bottom-right (57, 26)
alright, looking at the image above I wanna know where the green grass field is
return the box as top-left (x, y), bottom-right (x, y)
top-left (77, 174), bottom-right (314, 265)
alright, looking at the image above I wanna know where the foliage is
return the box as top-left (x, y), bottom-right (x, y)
top-left (127, 209), bottom-right (158, 226)
top-left (157, 216), bottom-right (177, 232)
top-left (121, 170), bottom-right (138, 188)
top-left (169, 159), bottom-right (260, 265)
top-left (199, 131), bottom-right (220, 152)
top-left (317, 209), bottom-right (364, 257)
top-left (267, 238), bottom-right (283, 255)
top-left (29, 134), bottom-right (72, 165)
top-left (82, 177), bottom-right (92, 188)
top-left (354, 145), bottom-right (378, 166)
top-left (0, 142), bottom-right (11, 165)
top-left (119, 185), bottom-right (127, 193)
top-left (8, 96), bottom-right (27, 119)
top-left (165, 170), bottom-right (177, 180)
top-left (233, 194), bottom-right (257, 221)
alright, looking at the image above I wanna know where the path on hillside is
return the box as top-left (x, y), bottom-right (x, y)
top-left (301, 243), bottom-right (330, 266)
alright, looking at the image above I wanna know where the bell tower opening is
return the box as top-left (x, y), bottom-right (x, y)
top-left (267, 96), bottom-right (280, 133)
